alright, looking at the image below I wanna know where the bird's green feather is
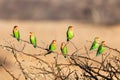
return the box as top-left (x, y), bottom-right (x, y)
top-left (61, 46), bottom-right (68, 58)
top-left (49, 44), bottom-right (56, 51)
top-left (13, 30), bottom-right (20, 41)
top-left (90, 41), bottom-right (99, 50)
top-left (67, 30), bottom-right (74, 41)
top-left (96, 45), bottom-right (105, 56)
top-left (30, 36), bottom-right (36, 48)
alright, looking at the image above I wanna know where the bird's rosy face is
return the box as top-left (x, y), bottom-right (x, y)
top-left (95, 37), bottom-right (100, 43)
top-left (14, 26), bottom-right (18, 28)
top-left (29, 32), bottom-right (33, 37)
top-left (14, 26), bottom-right (18, 30)
top-left (101, 41), bottom-right (105, 45)
top-left (29, 32), bottom-right (32, 35)
top-left (52, 40), bottom-right (56, 44)
top-left (68, 26), bottom-right (73, 30)
top-left (61, 42), bottom-right (65, 48)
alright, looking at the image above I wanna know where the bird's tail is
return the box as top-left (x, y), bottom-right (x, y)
top-left (48, 51), bottom-right (52, 54)
top-left (90, 47), bottom-right (93, 51)
top-left (67, 38), bottom-right (69, 42)
top-left (96, 52), bottom-right (100, 57)
top-left (17, 38), bottom-right (20, 41)
top-left (34, 45), bottom-right (36, 48)
top-left (44, 51), bottom-right (52, 56)
top-left (64, 55), bottom-right (67, 58)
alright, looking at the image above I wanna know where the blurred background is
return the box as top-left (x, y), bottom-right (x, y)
top-left (0, 0), bottom-right (120, 25)
top-left (0, 0), bottom-right (120, 49)
top-left (0, 1), bottom-right (120, 80)
top-left (0, 0), bottom-right (119, 52)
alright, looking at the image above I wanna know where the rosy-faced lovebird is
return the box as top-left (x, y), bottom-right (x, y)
top-left (90, 37), bottom-right (100, 50)
top-left (61, 42), bottom-right (68, 58)
top-left (49, 40), bottom-right (57, 51)
top-left (44, 40), bottom-right (57, 56)
top-left (29, 32), bottom-right (37, 48)
top-left (67, 26), bottom-right (74, 41)
top-left (13, 26), bottom-right (20, 41)
top-left (96, 41), bottom-right (105, 56)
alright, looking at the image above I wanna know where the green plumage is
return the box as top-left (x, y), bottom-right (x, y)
top-left (96, 45), bottom-right (105, 56)
top-left (30, 36), bottom-right (36, 48)
top-left (49, 44), bottom-right (56, 51)
top-left (67, 30), bottom-right (74, 41)
top-left (90, 40), bottom-right (99, 50)
top-left (61, 46), bottom-right (68, 58)
top-left (13, 30), bottom-right (20, 41)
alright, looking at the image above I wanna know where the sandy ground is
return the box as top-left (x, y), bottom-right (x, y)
top-left (0, 20), bottom-right (120, 80)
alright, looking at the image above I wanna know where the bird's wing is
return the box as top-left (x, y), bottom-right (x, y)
top-left (18, 31), bottom-right (20, 39)
top-left (33, 37), bottom-right (36, 44)
top-left (30, 37), bottom-right (32, 44)
top-left (96, 45), bottom-right (103, 56)
top-left (13, 30), bottom-right (15, 37)
top-left (90, 41), bottom-right (96, 50)
top-left (49, 44), bottom-right (52, 50)
top-left (66, 30), bottom-right (69, 39)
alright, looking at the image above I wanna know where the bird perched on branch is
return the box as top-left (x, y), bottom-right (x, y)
top-left (45, 40), bottom-right (57, 55)
top-left (67, 26), bottom-right (74, 42)
top-left (29, 32), bottom-right (37, 48)
top-left (49, 40), bottom-right (57, 51)
top-left (61, 42), bottom-right (68, 58)
top-left (13, 26), bottom-right (20, 41)
top-left (96, 41), bottom-right (105, 56)
top-left (90, 37), bottom-right (100, 50)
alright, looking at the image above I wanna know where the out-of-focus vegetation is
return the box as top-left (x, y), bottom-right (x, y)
top-left (0, 0), bottom-right (120, 25)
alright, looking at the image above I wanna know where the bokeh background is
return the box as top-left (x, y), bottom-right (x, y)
top-left (0, 0), bottom-right (120, 24)
top-left (0, 0), bottom-right (120, 50)
top-left (0, 0), bottom-right (120, 80)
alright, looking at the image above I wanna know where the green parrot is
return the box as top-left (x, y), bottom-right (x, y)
top-left (13, 26), bottom-right (20, 41)
top-left (61, 42), bottom-right (68, 58)
top-left (96, 41), bottom-right (105, 56)
top-left (29, 32), bottom-right (37, 48)
top-left (49, 40), bottom-right (57, 51)
top-left (44, 40), bottom-right (57, 56)
top-left (67, 26), bottom-right (74, 41)
top-left (90, 37), bottom-right (100, 50)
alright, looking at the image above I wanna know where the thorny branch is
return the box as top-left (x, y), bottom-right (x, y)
top-left (0, 36), bottom-right (120, 80)
top-left (0, 64), bottom-right (18, 80)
